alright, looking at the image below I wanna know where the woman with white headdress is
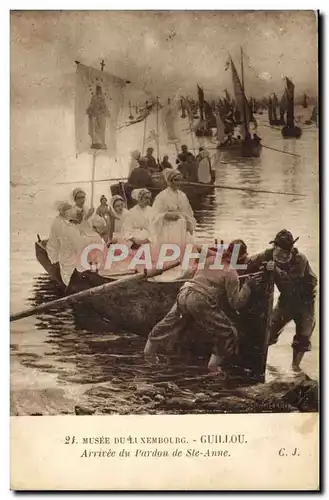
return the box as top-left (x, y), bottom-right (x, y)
top-left (72, 187), bottom-right (94, 225)
top-left (197, 149), bottom-right (212, 184)
top-left (152, 170), bottom-right (196, 248)
top-left (121, 188), bottom-right (154, 247)
top-left (108, 195), bottom-right (128, 243)
top-left (46, 201), bottom-right (75, 265)
top-left (46, 203), bottom-right (84, 286)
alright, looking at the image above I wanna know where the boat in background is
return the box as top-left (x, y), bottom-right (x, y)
top-left (110, 171), bottom-right (215, 210)
top-left (195, 85), bottom-right (215, 137)
top-left (268, 93), bottom-right (285, 126)
top-left (281, 77), bottom-right (302, 139)
top-left (303, 93), bottom-right (309, 109)
top-left (216, 48), bottom-right (262, 158)
top-left (305, 101), bottom-right (318, 126)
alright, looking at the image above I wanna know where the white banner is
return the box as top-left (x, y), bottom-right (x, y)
top-left (75, 63), bottom-right (126, 158)
top-left (161, 100), bottom-right (180, 143)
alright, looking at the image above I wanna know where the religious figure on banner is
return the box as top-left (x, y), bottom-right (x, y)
top-left (86, 85), bottom-right (110, 149)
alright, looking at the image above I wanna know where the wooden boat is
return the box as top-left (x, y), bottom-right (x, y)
top-left (195, 127), bottom-right (213, 137)
top-left (35, 238), bottom-right (275, 382)
top-left (305, 103), bottom-right (318, 126)
top-left (110, 174), bottom-right (216, 210)
top-left (217, 138), bottom-right (262, 158)
top-left (268, 93), bottom-right (284, 126)
top-left (195, 85), bottom-right (214, 137)
top-left (281, 77), bottom-right (302, 139)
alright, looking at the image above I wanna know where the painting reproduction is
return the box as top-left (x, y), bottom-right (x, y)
top-left (10, 10), bottom-right (319, 491)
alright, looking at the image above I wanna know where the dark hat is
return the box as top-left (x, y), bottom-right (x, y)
top-left (270, 230), bottom-right (299, 251)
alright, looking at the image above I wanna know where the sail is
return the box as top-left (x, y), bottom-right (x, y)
top-left (204, 99), bottom-right (216, 127)
top-left (268, 97), bottom-right (273, 122)
top-left (75, 63), bottom-right (126, 158)
top-left (197, 84), bottom-right (205, 120)
top-left (303, 93), bottom-right (309, 108)
top-left (285, 77), bottom-right (295, 126)
top-left (229, 57), bottom-right (254, 135)
top-left (224, 89), bottom-right (232, 104)
top-left (311, 103), bottom-right (318, 124)
top-left (272, 94), bottom-right (278, 120)
top-left (215, 111), bottom-right (225, 142)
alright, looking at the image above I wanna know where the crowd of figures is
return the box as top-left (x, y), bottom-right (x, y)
top-left (46, 146), bottom-right (317, 376)
top-left (127, 145), bottom-right (214, 187)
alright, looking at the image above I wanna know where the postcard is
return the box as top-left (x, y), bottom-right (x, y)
top-left (10, 10), bottom-right (319, 491)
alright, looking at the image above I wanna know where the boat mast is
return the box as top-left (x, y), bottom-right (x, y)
top-left (156, 96), bottom-right (160, 163)
top-left (240, 46), bottom-right (249, 138)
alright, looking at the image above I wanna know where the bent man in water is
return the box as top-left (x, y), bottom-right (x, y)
top-left (144, 240), bottom-right (258, 374)
top-left (247, 229), bottom-right (317, 372)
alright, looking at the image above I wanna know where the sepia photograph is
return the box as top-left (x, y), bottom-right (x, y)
top-left (9, 8), bottom-right (319, 490)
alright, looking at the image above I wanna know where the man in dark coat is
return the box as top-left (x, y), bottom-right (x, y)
top-left (247, 229), bottom-right (317, 372)
top-left (128, 158), bottom-right (154, 189)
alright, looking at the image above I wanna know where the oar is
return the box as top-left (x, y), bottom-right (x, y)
top-left (262, 145), bottom-right (301, 157)
top-left (10, 260), bottom-right (181, 323)
top-left (55, 178), bottom-right (304, 197)
top-left (56, 177), bottom-right (126, 186)
top-left (180, 181), bottom-right (304, 197)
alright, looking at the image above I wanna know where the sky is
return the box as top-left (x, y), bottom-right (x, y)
top-left (11, 10), bottom-right (318, 109)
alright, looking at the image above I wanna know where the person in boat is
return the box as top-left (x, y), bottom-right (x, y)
top-left (176, 144), bottom-right (192, 165)
top-left (47, 205), bottom-right (85, 287)
top-left (144, 240), bottom-right (257, 373)
top-left (247, 229), bottom-right (317, 372)
top-left (253, 133), bottom-right (262, 144)
top-left (195, 147), bottom-right (204, 162)
top-left (160, 155), bottom-right (173, 171)
top-left (143, 147), bottom-right (158, 172)
top-left (178, 153), bottom-right (199, 182)
top-left (129, 150), bottom-right (141, 176)
top-left (197, 149), bottom-right (212, 184)
top-left (152, 170), bottom-right (196, 247)
top-left (108, 195), bottom-right (128, 243)
top-left (46, 201), bottom-right (75, 266)
top-left (96, 195), bottom-right (110, 221)
top-left (127, 158), bottom-right (154, 189)
top-left (72, 188), bottom-right (94, 224)
top-left (122, 188), bottom-right (154, 248)
top-left (222, 132), bottom-right (233, 146)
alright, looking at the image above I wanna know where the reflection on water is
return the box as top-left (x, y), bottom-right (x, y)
top-left (10, 117), bottom-right (319, 415)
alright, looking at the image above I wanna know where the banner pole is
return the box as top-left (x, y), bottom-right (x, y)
top-left (142, 101), bottom-right (148, 156)
top-left (91, 150), bottom-right (96, 208)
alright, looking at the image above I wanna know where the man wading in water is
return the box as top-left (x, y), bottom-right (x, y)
top-left (144, 240), bottom-right (258, 374)
top-left (248, 229), bottom-right (317, 372)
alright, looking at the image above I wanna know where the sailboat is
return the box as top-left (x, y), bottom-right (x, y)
top-left (305, 101), bottom-right (318, 126)
top-left (268, 93), bottom-right (283, 126)
top-left (195, 85), bottom-right (214, 137)
top-left (281, 77), bottom-right (302, 138)
top-left (303, 93), bottom-right (309, 109)
top-left (217, 48), bottom-right (262, 158)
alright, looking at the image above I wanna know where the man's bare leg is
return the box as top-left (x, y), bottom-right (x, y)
top-left (292, 349), bottom-right (305, 372)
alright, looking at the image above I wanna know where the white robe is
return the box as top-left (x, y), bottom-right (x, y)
top-left (152, 187), bottom-right (196, 245)
top-left (198, 156), bottom-right (212, 184)
top-left (46, 217), bottom-right (83, 286)
top-left (151, 188), bottom-right (197, 281)
top-left (121, 205), bottom-right (154, 242)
